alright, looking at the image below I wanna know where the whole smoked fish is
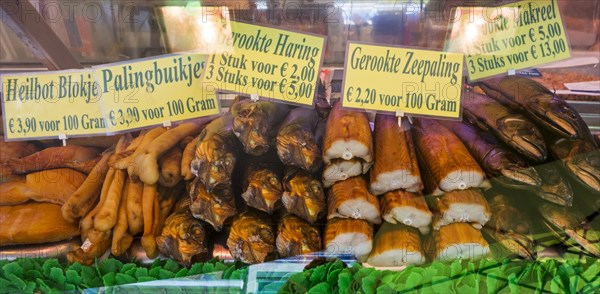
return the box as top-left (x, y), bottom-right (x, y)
top-left (240, 153), bottom-right (284, 214)
top-left (157, 198), bottom-right (211, 266)
top-left (281, 167), bottom-right (325, 223)
top-left (479, 76), bottom-right (593, 139)
top-left (462, 91), bottom-right (547, 162)
top-left (230, 98), bottom-right (290, 156)
top-left (276, 214), bottom-right (322, 258)
top-left (276, 107), bottom-right (325, 172)
top-left (189, 178), bottom-right (237, 231)
top-left (227, 211), bottom-right (277, 264)
top-left (191, 114), bottom-right (239, 191)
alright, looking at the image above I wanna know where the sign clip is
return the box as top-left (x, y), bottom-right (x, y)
top-left (508, 69), bottom-right (516, 76)
top-left (58, 133), bottom-right (68, 146)
top-left (395, 110), bottom-right (405, 127)
top-left (162, 120), bottom-right (172, 128)
top-left (250, 94), bottom-right (260, 102)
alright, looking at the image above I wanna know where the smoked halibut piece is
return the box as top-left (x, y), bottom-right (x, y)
top-left (276, 214), bottom-right (322, 258)
top-left (227, 211), bottom-right (276, 264)
top-left (323, 158), bottom-right (372, 188)
top-left (413, 119), bottom-right (486, 195)
top-left (0, 203), bottom-right (80, 246)
top-left (381, 190), bottom-right (432, 234)
top-left (367, 223), bottom-right (425, 266)
top-left (327, 177), bottom-right (381, 224)
top-left (282, 168), bottom-right (325, 223)
top-left (428, 223), bottom-right (490, 261)
top-left (8, 146), bottom-right (99, 174)
top-left (323, 101), bottom-right (373, 164)
top-left (0, 138), bottom-right (38, 163)
top-left (429, 189), bottom-right (491, 230)
top-left (324, 218), bottom-right (373, 261)
top-left (370, 115), bottom-right (422, 195)
top-left (0, 168), bottom-right (87, 205)
top-left (189, 178), bottom-right (236, 231)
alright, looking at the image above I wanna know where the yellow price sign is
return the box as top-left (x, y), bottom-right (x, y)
top-left (342, 42), bottom-right (464, 119)
top-left (2, 69), bottom-right (106, 140)
top-left (445, 0), bottom-right (570, 81)
top-left (203, 21), bottom-right (326, 106)
top-left (93, 54), bottom-right (219, 133)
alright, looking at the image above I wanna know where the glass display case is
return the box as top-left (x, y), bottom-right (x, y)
top-left (0, 0), bottom-right (598, 293)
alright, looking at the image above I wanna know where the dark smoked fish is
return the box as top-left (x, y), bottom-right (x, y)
top-left (191, 114), bottom-right (239, 191)
top-left (462, 91), bottom-right (547, 163)
top-left (241, 153), bottom-right (284, 214)
top-left (281, 167), bottom-right (326, 224)
top-left (548, 137), bottom-right (600, 193)
top-left (535, 163), bottom-right (574, 207)
top-left (483, 193), bottom-right (536, 259)
top-left (440, 120), bottom-right (541, 189)
top-left (276, 214), bottom-right (322, 258)
top-left (479, 76), bottom-right (593, 140)
top-left (276, 107), bottom-right (325, 172)
top-left (230, 97), bottom-right (290, 156)
top-left (227, 211), bottom-right (277, 264)
top-left (157, 198), bottom-right (211, 266)
top-left (189, 178), bottom-right (237, 231)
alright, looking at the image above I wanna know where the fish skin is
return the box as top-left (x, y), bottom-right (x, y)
top-left (440, 119), bottom-right (542, 188)
top-left (230, 98), bottom-right (290, 156)
top-left (191, 114), bottom-right (239, 192)
top-left (281, 167), bottom-right (325, 224)
top-left (462, 91), bottom-right (547, 163)
top-left (189, 178), bottom-right (237, 231)
top-left (479, 76), bottom-right (592, 140)
top-left (276, 214), bottom-right (322, 258)
top-left (156, 198), bottom-right (211, 267)
top-left (370, 114), bottom-right (422, 195)
top-left (227, 211), bottom-right (277, 264)
top-left (276, 107), bottom-right (324, 172)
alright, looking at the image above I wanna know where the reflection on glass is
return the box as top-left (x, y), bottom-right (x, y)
top-left (159, 6), bottom-right (233, 54)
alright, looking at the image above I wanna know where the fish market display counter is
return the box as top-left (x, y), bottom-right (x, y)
top-left (1, 0), bottom-right (599, 293)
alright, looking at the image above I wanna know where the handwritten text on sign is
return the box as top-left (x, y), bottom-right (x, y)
top-left (2, 70), bottom-right (105, 140)
top-left (203, 21), bottom-right (326, 106)
top-left (342, 43), bottom-right (464, 119)
top-left (94, 54), bottom-right (219, 133)
top-left (445, 0), bottom-right (570, 81)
